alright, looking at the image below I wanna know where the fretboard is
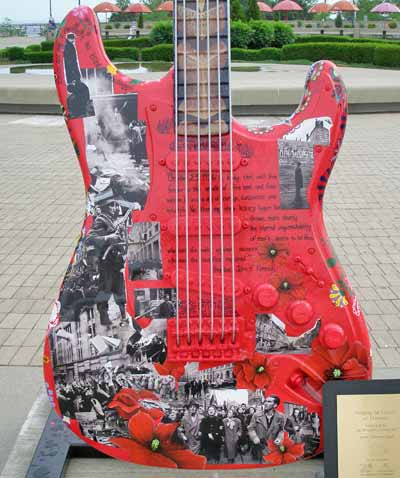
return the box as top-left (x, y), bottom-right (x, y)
top-left (175, 0), bottom-right (231, 136)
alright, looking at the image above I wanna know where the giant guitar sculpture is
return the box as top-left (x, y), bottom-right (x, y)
top-left (44, 1), bottom-right (372, 469)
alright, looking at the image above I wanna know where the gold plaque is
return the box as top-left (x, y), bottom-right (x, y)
top-left (337, 393), bottom-right (400, 478)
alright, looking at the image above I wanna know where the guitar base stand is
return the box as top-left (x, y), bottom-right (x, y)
top-left (26, 409), bottom-right (105, 478)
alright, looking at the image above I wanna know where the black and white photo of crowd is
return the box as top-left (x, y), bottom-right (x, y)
top-left (278, 117), bottom-right (331, 209)
top-left (256, 314), bottom-right (321, 355)
top-left (128, 223), bottom-right (163, 281)
top-left (63, 32), bottom-right (114, 119)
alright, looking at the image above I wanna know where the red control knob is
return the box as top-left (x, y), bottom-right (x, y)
top-left (290, 372), bottom-right (305, 388)
top-left (254, 284), bottom-right (279, 309)
top-left (321, 323), bottom-right (346, 349)
top-left (287, 300), bottom-right (313, 325)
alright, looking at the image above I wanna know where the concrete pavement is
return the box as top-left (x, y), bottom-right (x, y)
top-left (1, 63), bottom-right (400, 114)
top-left (0, 112), bottom-right (399, 476)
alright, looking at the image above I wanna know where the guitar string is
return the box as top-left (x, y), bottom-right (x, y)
top-left (206, 0), bottom-right (215, 342)
top-left (183, 0), bottom-right (191, 344)
top-left (196, 0), bottom-right (203, 343)
top-left (226, 0), bottom-right (236, 343)
top-left (216, 0), bottom-right (226, 341)
top-left (174, 0), bottom-right (180, 346)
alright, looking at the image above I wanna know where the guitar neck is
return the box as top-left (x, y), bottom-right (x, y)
top-left (175, 0), bottom-right (231, 136)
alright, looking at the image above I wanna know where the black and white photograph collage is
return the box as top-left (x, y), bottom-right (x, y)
top-left (279, 117), bottom-right (332, 209)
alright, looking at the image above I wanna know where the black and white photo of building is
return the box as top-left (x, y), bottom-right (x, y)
top-left (128, 222), bottom-right (163, 281)
top-left (279, 117), bottom-right (331, 209)
top-left (256, 314), bottom-right (320, 354)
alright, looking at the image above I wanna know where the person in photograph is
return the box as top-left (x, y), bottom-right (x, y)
top-left (248, 396), bottom-right (284, 462)
top-left (184, 381), bottom-right (190, 400)
top-left (181, 401), bottom-right (202, 454)
top-left (223, 408), bottom-right (242, 463)
top-left (294, 161), bottom-right (304, 207)
top-left (158, 293), bottom-right (176, 319)
top-left (285, 408), bottom-right (304, 443)
top-left (85, 198), bottom-right (139, 334)
top-left (128, 120), bottom-right (147, 166)
top-left (64, 32), bottom-right (92, 118)
top-left (199, 405), bottom-right (224, 464)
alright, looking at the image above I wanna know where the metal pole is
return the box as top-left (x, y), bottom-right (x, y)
top-left (49, 0), bottom-right (52, 17)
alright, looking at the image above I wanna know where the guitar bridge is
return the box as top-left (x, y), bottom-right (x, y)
top-left (167, 316), bottom-right (255, 362)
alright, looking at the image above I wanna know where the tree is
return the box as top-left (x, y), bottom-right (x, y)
top-left (247, 0), bottom-right (261, 20)
top-left (138, 12), bottom-right (144, 28)
top-left (335, 12), bottom-right (343, 27)
top-left (110, 0), bottom-right (136, 22)
top-left (231, 0), bottom-right (246, 21)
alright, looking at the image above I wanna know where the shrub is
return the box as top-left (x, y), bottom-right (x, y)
top-left (123, 24), bottom-right (130, 29)
top-left (114, 22), bottom-right (121, 28)
top-left (248, 20), bottom-right (274, 49)
top-left (273, 22), bottom-right (295, 48)
top-left (344, 24), bottom-right (352, 28)
top-left (305, 24), bottom-right (312, 28)
top-left (41, 40), bottom-right (54, 51)
top-left (282, 42), bottom-right (377, 64)
top-left (368, 23), bottom-right (376, 29)
top-left (150, 20), bottom-right (173, 45)
top-left (374, 44), bottom-right (400, 67)
top-left (297, 20), bottom-right (303, 27)
top-left (25, 44), bottom-right (41, 52)
top-left (105, 47), bottom-right (139, 60)
top-left (231, 0), bottom-right (246, 21)
top-left (103, 37), bottom-right (152, 48)
top-left (105, 24), bottom-right (113, 30)
top-left (295, 35), bottom-right (353, 43)
top-left (231, 47), bottom-right (281, 61)
top-left (138, 13), bottom-right (144, 29)
top-left (335, 13), bottom-right (343, 28)
top-left (141, 44), bottom-right (173, 61)
top-left (6, 46), bottom-right (25, 61)
top-left (0, 49), bottom-right (8, 59)
top-left (247, 0), bottom-right (261, 21)
top-left (24, 51), bottom-right (53, 63)
top-left (231, 21), bottom-right (253, 48)
top-left (388, 21), bottom-right (397, 29)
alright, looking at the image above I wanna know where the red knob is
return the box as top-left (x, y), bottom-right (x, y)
top-left (254, 284), bottom-right (279, 309)
top-left (321, 323), bottom-right (346, 349)
top-left (290, 372), bottom-right (305, 388)
top-left (287, 300), bottom-right (313, 325)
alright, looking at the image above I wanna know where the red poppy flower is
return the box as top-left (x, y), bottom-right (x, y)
top-left (111, 411), bottom-right (207, 469)
top-left (154, 360), bottom-right (186, 382)
top-left (257, 240), bottom-right (289, 271)
top-left (269, 270), bottom-right (307, 305)
top-left (108, 388), bottom-right (163, 421)
top-left (264, 432), bottom-right (304, 465)
top-left (233, 353), bottom-right (271, 391)
top-left (311, 339), bottom-right (371, 382)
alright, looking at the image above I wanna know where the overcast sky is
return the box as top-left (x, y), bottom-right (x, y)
top-left (0, 0), bottom-right (117, 24)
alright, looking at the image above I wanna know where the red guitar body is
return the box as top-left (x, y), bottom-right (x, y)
top-left (44, 6), bottom-right (371, 470)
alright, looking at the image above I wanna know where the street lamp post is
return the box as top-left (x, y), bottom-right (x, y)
top-left (49, 0), bottom-right (52, 17)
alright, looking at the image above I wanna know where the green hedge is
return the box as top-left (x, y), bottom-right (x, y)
top-left (104, 47), bottom-right (139, 60)
top-left (41, 40), bottom-right (54, 51)
top-left (24, 51), bottom-right (54, 63)
top-left (374, 45), bottom-right (400, 67)
top-left (295, 34), bottom-right (399, 46)
top-left (273, 22), bottom-right (296, 48)
top-left (231, 47), bottom-right (281, 61)
top-left (149, 20), bottom-right (173, 45)
top-left (248, 20), bottom-right (274, 49)
top-left (103, 37), bottom-right (152, 49)
top-left (141, 44), bottom-right (173, 62)
top-left (282, 42), bottom-right (377, 64)
top-left (6, 46), bottom-right (25, 61)
top-left (231, 21), bottom-right (253, 48)
top-left (25, 44), bottom-right (41, 52)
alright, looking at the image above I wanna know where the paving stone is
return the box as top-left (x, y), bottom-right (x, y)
top-left (0, 329), bottom-right (11, 346)
top-left (9, 346), bottom-right (38, 366)
top-left (366, 315), bottom-right (388, 331)
top-left (0, 313), bottom-right (25, 329)
top-left (15, 314), bottom-right (42, 330)
top-left (3, 328), bottom-right (31, 347)
top-left (379, 348), bottom-right (400, 368)
top-left (371, 330), bottom-right (398, 349)
top-left (381, 315), bottom-right (400, 331)
top-left (0, 346), bottom-right (18, 365)
top-left (22, 328), bottom-right (45, 348)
